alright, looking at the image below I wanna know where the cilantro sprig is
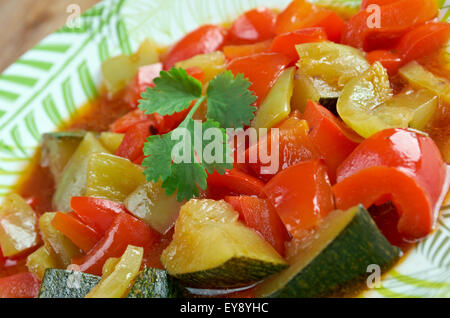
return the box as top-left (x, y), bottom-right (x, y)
top-left (138, 68), bottom-right (257, 201)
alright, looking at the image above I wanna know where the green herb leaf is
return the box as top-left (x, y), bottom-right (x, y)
top-left (206, 71), bottom-right (257, 128)
top-left (139, 67), bottom-right (202, 116)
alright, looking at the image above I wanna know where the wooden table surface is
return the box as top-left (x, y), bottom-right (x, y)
top-left (0, 0), bottom-right (100, 72)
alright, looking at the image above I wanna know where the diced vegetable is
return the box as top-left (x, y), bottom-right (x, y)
top-left (302, 101), bottom-right (361, 183)
top-left (253, 67), bottom-right (295, 129)
top-left (263, 160), bottom-right (335, 240)
top-left (255, 206), bottom-right (401, 297)
top-left (73, 212), bottom-right (158, 276)
top-left (38, 269), bottom-right (100, 298)
top-left (124, 181), bottom-right (184, 235)
top-left (294, 10), bottom-right (345, 43)
top-left (164, 25), bottom-right (227, 69)
top-left (206, 168), bottom-right (265, 198)
top-left (98, 132), bottom-right (124, 153)
top-left (338, 62), bottom-right (439, 138)
top-left (334, 129), bottom-right (449, 239)
top-left (367, 50), bottom-right (403, 75)
top-left (86, 245), bottom-right (143, 298)
top-left (102, 39), bottom-right (159, 94)
top-left (0, 272), bottom-right (40, 298)
top-left (246, 117), bottom-right (321, 181)
top-left (70, 197), bottom-right (126, 235)
top-left (85, 153), bottom-right (146, 202)
top-left (275, 0), bottom-right (316, 35)
top-left (161, 199), bottom-right (288, 288)
top-left (399, 61), bottom-right (450, 105)
top-left (175, 51), bottom-right (226, 83)
top-left (224, 196), bottom-right (289, 256)
top-left (127, 268), bottom-right (186, 298)
top-left (223, 40), bottom-right (272, 60)
top-left (228, 8), bottom-right (276, 44)
top-left (114, 120), bottom-right (153, 163)
top-left (26, 246), bottom-right (61, 280)
top-left (124, 63), bottom-right (163, 108)
top-left (291, 68), bottom-right (320, 112)
top-left (227, 52), bottom-right (293, 106)
top-left (51, 212), bottom-right (101, 253)
top-left (41, 131), bottom-right (86, 185)
top-left (296, 42), bottom-right (370, 93)
top-left (270, 27), bottom-right (327, 60)
top-left (39, 213), bottom-right (81, 267)
top-left (0, 193), bottom-right (38, 257)
top-left (53, 132), bottom-right (109, 212)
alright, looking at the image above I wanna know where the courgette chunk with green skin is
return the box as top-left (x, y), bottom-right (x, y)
top-left (38, 269), bottom-right (100, 298)
top-left (127, 268), bottom-right (186, 298)
top-left (161, 199), bottom-right (288, 289)
top-left (41, 131), bottom-right (86, 185)
top-left (256, 206), bottom-right (401, 298)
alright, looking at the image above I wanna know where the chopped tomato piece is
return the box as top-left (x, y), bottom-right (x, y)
top-left (115, 120), bottom-right (154, 162)
top-left (297, 10), bottom-right (345, 43)
top-left (229, 8), bottom-right (277, 44)
top-left (396, 22), bottom-right (450, 64)
top-left (224, 196), bottom-right (289, 255)
top-left (185, 67), bottom-right (205, 82)
top-left (0, 272), bottom-right (40, 298)
top-left (275, 0), bottom-right (316, 35)
top-left (51, 212), bottom-right (101, 253)
top-left (264, 160), bottom-right (335, 239)
top-left (334, 128), bottom-right (449, 239)
top-left (70, 197), bottom-right (127, 235)
top-left (367, 50), bottom-right (403, 75)
top-left (223, 40), bottom-right (272, 60)
top-left (342, 0), bottom-right (438, 51)
top-left (164, 25), bottom-right (228, 69)
top-left (207, 168), bottom-right (265, 199)
top-left (73, 212), bottom-right (159, 275)
top-left (142, 229), bottom-right (173, 270)
top-left (124, 63), bottom-right (163, 108)
top-left (246, 116), bottom-right (321, 181)
top-left (302, 100), bottom-right (362, 183)
top-left (270, 27), bottom-right (327, 60)
top-left (227, 52), bottom-right (293, 106)
top-left (110, 109), bottom-right (149, 134)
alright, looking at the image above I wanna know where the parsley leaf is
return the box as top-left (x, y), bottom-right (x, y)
top-left (139, 68), bottom-right (202, 116)
top-left (142, 97), bottom-right (233, 201)
top-left (206, 71), bottom-right (257, 128)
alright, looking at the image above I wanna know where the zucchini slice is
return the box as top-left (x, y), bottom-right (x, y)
top-left (127, 268), bottom-right (186, 298)
top-left (161, 199), bottom-right (288, 289)
top-left (255, 206), bottom-right (401, 298)
top-left (39, 269), bottom-right (101, 298)
top-left (41, 131), bottom-right (86, 185)
top-left (52, 132), bottom-right (109, 212)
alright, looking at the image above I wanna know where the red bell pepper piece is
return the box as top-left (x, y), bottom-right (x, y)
top-left (51, 212), bottom-right (101, 253)
top-left (227, 52), bottom-right (293, 106)
top-left (124, 63), bottom-right (163, 108)
top-left (184, 67), bottom-right (205, 83)
top-left (70, 197), bottom-right (127, 235)
top-left (115, 120), bottom-right (154, 162)
top-left (275, 0), bottom-right (316, 35)
top-left (296, 10), bottom-right (345, 43)
top-left (164, 25), bottom-right (228, 69)
top-left (207, 168), bottom-right (265, 199)
top-left (224, 196), bottom-right (289, 256)
top-left (302, 100), bottom-right (362, 183)
top-left (270, 27), bottom-right (327, 60)
top-left (229, 8), bottom-right (277, 44)
top-left (246, 116), bottom-right (321, 182)
top-left (142, 229), bottom-right (173, 270)
top-left (0, 272), bottom-right (40, 298)
top-left (73, 212), bottom-right (159, 275)
top-left (333, 128), bottom-right (450, 239)
top-left (367, 50), bottom-right (403, 75)
top-left (264, 160), bottom-right (335, 239)
top-left (395, 22), bottom-right (450, 64)
top-left (223, 40), bottom-right (272, 60)
top-left (110, 109), bottom-right (150, 134)
top-left (342, 0), bottom-right (438, 51)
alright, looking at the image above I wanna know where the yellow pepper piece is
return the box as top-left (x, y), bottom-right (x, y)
top-left (86, 245), bottom-right (143, 298)
top-left (26, 245), bottom-right (61, 280)
top-left (98, 132), bottom-right (124, 153)
top-left (253, 67), bottom-right (295, 130)
top-left (0, 194), bottom-right (38, 257)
